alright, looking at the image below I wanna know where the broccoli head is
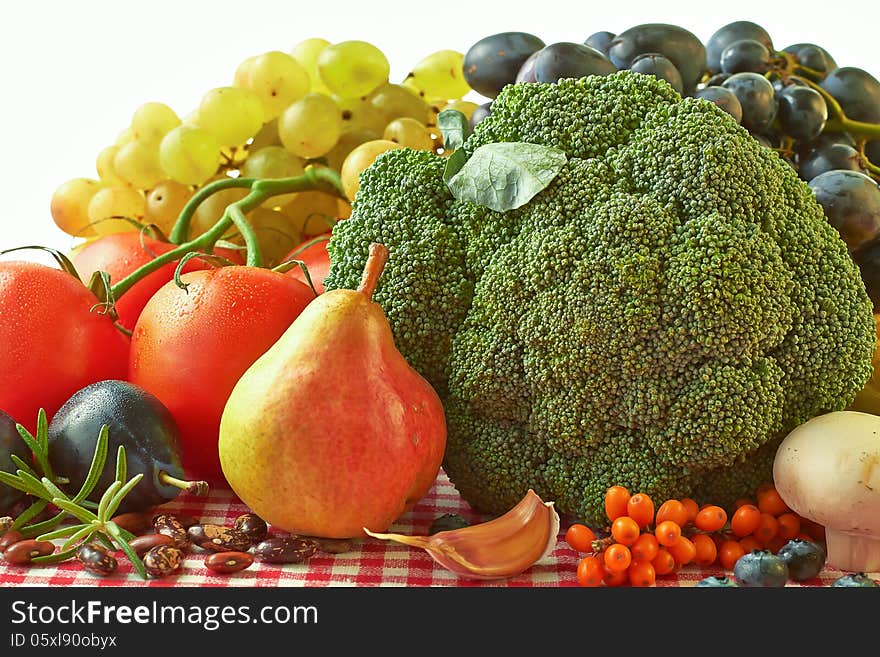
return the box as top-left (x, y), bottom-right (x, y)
top-left (324, 71), bottom-right (875, 524)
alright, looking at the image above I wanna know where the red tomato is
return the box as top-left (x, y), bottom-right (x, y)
top-left (0, 261), bottom-right (129, 431)
top-left (129, 266), bottom-right (316, 484)
top-left (72, 233), bottom-right (243, 331)
top-left (282, 234), bottom-right (330, 294)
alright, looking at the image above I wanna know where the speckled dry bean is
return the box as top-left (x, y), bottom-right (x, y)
top-left (187, 524), bottom-right (252, 552)
top-left (253, 537), bottom-right (319, 564)
top-left (110, 511), bottom-right (155, 535)
top-left (204, 551), bottom-right (254, 574)
top-left (3, 539), bottom-right (54, 565)
top-left (128, 533), bottom-right (175, 557)
top-left (0, 529), bottom-right (24, 553)
top-left (143, 544), bottom-right (183, 578)
top-left (76, 543), bottom-right (118, 576)
top-left (233, 513), bottom-right (268, 544)
top-left (152, 514), bottom-right (188, 548)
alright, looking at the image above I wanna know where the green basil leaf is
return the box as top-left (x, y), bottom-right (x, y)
top-left (445, 142), bottom-right (567, 212)
top-left (437, 109), bottom-right (469, 151)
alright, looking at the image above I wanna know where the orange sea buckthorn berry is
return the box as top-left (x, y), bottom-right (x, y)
top-left (603, 565), bottom-right (629, 587)
top-left (732, 497), bottom-right (755, 511)
top-left (611, 516), bottom-right (641, 546)
top-left (692, 533), bottom-right (718, 566)
top-left (631, 533), bottom-right (659, 563)
top-left (694, 505), bottom-right (727, 532)
top-left (738, 535), bottom-right (762, 554)
top-left (576, 555), bottom-right (605, 587)
top-left (756, 482), bottom-right (776, 497)
top-left (719, 539), bottom-right (745, 571)
top-left (766, 535), bottom-right (787, 554)
top-left (626, 493), bottom-right (655, 528)
top-left (604, 543), bottom-right (632, 572)
top-left (655, 520), bottom-right (682, 547)
top-left (652, 548), bottom-right (676, 576)
top-left (656, 500), bottom-right (689, 527)
top-left (757, 486), bottom-right (790, 516)
top-left (680, 498), bottom-right (699, 525)
top-left (668, 535), bottom-right (696, 566)
top-left (604, 486), bottom-right (631, 522)
top-left (777, 513), bottom-right (801, 540)
top-left (628, 561), bottom-right (656, 587)
top-left (565, 523), bottom-right (597, 553)
top-left (730, 504), bottom-right (761, 537)
top-left (753, 512), bottom-right (779, 545)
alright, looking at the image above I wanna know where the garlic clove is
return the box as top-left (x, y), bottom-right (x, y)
top-left (364, 489), bottom-right (560, 580)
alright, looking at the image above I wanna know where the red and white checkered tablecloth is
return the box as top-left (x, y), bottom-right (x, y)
top-left (0, 471), bottom-right (871, 588)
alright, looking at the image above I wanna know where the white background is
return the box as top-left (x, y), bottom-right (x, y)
top-left (1, 0), bottom-right (877, 258)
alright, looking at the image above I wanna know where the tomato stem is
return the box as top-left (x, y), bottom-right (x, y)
top-left (110, 167), bottom-right (346, 300)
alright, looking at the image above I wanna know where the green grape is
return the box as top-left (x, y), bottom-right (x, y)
top-left (249, 118), bottom-right (281, 150)
top-left (317, 40), bottom-right (389, 98)
top-left (234, 208), bottom-right (301, 266)
top-left (280, 189), bottom-right (344, 239)
top-left (242, 146), bottom-right (305, 207)
top-left (182, 109), bottom-right (201, 126)
top-left (50, 178), bottom-right (102, 237)
top-left (199, 86), bottom-right (265, 146)
top-left (116, 127), bottom-right (135, 147)
top-left (234, 51), bottom-right (309, 120)
top-left (87, 186), bottom-right (145, 235)
top-left (383, 117), bottom-right (434, 150)
top-left (291, 37), bottom-right (331, 94)
top-left (368, 83), bottom-right (432, 125)
top-left (278, 93), bottom-right (342, 159)
top-left (340, 139), bottom-right (402, 200)
top-left (145, 180), bottom-right (193, 234)
top-left (442, 99), bottom-right (479, 119)
top-left (131, 102), bottom-right (181, 146)
top-left (324, 127), bottom-right (381, 171)
top-left (96, 145), bottom-right (125, 186)
top-left (159, 125), bottom-right (222, 186)
top-left (407, 50), bottom-right (471, 100)
top-left (190, 178), bottom-right (249, 237)
top-left (114, 140), bottom-right (165, 189)
top-left (334, 94), bottom-right (386, 134)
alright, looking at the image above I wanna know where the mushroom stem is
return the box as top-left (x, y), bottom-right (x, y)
top-left (826, 529), bottom-right (880, 573)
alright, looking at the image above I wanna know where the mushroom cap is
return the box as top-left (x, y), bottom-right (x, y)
top-left (773, 410), bottom-right (880, 535)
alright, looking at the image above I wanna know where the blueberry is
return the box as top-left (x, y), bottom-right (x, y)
top-left (832, 572), bottom-right (879, 587)
top-left (695, 575), bottom-right (738, 587)
top-left (733, 549), bottom-right (789, 587)
top-left (776, 539), bottom-right (826, 581)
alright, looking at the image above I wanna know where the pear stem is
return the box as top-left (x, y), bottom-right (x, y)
top-left (357, 243), bottom-right (389, 301)
top-left (158, 471), bottom-right (209, 497)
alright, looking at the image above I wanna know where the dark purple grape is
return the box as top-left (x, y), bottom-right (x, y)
top-left (733, 550), bottom-right (788, 587)
top-left (469, 101), bottom-right (492, 130)
top-left (832, 572), bottom-right (879, 587)
top-left (584, 31), bottom-right (616, 56)
top-left (783, 43), bottom-right (837, 79)
top-left (629, 53), bottom-right (683, 94)
top-left (776, 539), bottom-right (826, 581)
top-left (706, 21), bottom-right (773, 73)
top-left (771, 75), bottom-right (808, 95)
top-left (820, 67), bottom-right (880, 124)
top-left (777, 85), bottom-right (827, 141)
top-left (532, 43), bottom-right (616, 84)
top-left (463, 32), bottom-right (546, 99)
top-left (720, 38), bottom-right (773, 74)
top-left (721, 72), bottom-right (777, 133)
top-left (855, 239), bottom-right (880, 311)
top-left (704, 72), bottom-right (731, 87)
top-left (695, 86), bottom-right (743, 123)
top-left (607, 23), bottom-right (706, 92)
top-left (799, 143), bottom-right (866, 181)
top-left (515, 50), bottom-right (539, 83)
top-left (809, 169), bottom-right (880, 252)
top-left (1, 408), bottom-right (29, 514)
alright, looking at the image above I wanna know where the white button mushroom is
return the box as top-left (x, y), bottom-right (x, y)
top-left (773, 410), bottom-right (880, 572)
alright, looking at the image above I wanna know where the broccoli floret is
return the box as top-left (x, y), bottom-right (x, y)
top-left (325, 71), bottom-right (876, 524)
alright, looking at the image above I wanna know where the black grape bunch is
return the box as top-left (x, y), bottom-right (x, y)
top-left (462, 22), bottom-right (880, 310)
